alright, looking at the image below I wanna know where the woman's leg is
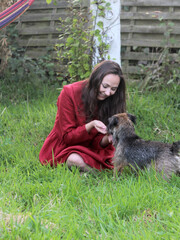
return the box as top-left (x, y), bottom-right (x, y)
top-left (66, 153), bottom-right (92, 172)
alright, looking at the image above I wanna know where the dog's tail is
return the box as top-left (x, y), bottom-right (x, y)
top-left (171, 141), bottom-right (180, 155)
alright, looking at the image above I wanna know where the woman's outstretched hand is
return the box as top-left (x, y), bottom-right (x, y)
top-left (85, 120), bottom-right (113, 147)
top-left (85, 120), bottom-right (107, 134)
top-left (92, 120), bottom-right (107, 134)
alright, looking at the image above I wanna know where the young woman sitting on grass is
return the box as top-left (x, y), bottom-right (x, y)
top-left (39, 60), bottom-right (126, 172)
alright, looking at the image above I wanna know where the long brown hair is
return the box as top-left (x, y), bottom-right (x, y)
top-left (82, 60), bottom-right (126, 124)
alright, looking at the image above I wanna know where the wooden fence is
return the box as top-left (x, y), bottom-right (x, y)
top-left (9, 0), bottom-right (89, 59)
top-left (1, 0), bottom-right (180, 81)
top-left (121, 0), bottom-right (180, 81)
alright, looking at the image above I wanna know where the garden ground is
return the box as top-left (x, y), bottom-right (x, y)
top-left (0, 83), bottom-right (180, 239)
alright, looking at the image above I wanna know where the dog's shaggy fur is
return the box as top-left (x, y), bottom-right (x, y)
top-left (107, 113), bottom-right (180, 179)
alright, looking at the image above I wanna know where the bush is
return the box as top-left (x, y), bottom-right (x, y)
top-left (139, 47), bottom-right (180, 91)
top-left (0, 26), bottom-right (57, 104)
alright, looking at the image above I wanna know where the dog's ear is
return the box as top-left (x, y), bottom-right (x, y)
top-left (170, 141), bottom-right (180, 154)
top-left (127, 113), bottom-right (136, 124)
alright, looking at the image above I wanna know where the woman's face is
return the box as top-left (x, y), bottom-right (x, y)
top-left (97, 74), bottom-right (120, 100)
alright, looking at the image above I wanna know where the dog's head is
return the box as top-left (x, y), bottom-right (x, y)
top-left (107, 113), bottom-right (136, 145)
top-left (107, 113), bottom-right (136, 132)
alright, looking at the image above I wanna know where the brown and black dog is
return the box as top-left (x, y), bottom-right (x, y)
top-left (107, 113), bottom-right (180, 179)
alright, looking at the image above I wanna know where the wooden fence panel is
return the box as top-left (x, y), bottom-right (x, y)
top-left (1, 0), bottom-right (180, 82)
top-left (11, 0), bottom-right (89, 59)
top-left (121, 0), bottom-right (180, 82)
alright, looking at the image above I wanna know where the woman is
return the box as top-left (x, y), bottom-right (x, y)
top-left (39, 60), bottom-right (126, 171)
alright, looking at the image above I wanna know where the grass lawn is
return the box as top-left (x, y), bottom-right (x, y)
top-left (0, 83), bottom-right (180, 239)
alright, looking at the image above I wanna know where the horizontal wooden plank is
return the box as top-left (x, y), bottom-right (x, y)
top-left (30, 1), bottom-right (67, 9)
top-left (17, 24), bottom-right (180, 36)
top-left (121, 39), bottom-right (180, 48)
top-left (121, 12), bottom-right (180, 20)
top-left (18, 27), bottom-right (59, 35)
top-left (121, 52), bottom-right (179, 61)
top-left (18, 12), bottom-right (180, 23)
top-left (121, 25), bottom-right (180, 35)
top-left (123, 76), bottom-right (141, 84)
top-left (121, 0), bottom-right (180, 7)
top-left (15, 13), bottom-right (67, 22)
top-left (18, 37), bottom-right (180, 50)
top-left (25, 50), bottom-right (178, 62)
top-left (121, 66), bottom-right (141, 74)
top-left (25, 50), bottom-right (57, 59)
top-left (29, 0), bottom-right (89, 10)
top-left (18, 39), bottom-right (59, 47)
top-left (126, 79), bottom-right (141, 84)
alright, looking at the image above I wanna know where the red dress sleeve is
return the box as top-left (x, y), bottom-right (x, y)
top-left (57, 86), bottom-right (98, 146)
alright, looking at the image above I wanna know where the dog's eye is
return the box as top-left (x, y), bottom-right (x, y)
top-left (112, 117), bottom-right (119, 126)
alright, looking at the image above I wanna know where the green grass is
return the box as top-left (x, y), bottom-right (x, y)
top-left (0, 84), bottom-right (180, 239)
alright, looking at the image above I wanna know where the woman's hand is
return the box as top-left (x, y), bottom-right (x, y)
top-left (100, 134), bottom-right (113, 147)
top-left (85, 120), bottom-right (113, 148)
top-left (93, 120), bottom-right (107, 134)
top-left (85, 120), bottom-right (107, 134)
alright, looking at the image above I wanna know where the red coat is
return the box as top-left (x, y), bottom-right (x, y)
top-left (39, 80), bottom-right (115, 170)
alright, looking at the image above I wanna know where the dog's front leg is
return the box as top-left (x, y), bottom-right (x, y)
top-left (113, 163), bottom-right (124, 177)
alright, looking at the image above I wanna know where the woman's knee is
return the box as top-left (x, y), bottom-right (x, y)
top-left (66, 153), bottom-right (92, 172)
top-left (66, 153), bottom-right (86, 167)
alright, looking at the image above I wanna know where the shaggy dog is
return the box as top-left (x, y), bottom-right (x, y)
top-left (107, 113), bottom-right (180, 179)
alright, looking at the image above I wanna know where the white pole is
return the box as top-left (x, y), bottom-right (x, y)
top-left (90, 0), bottom-right (121, 65)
